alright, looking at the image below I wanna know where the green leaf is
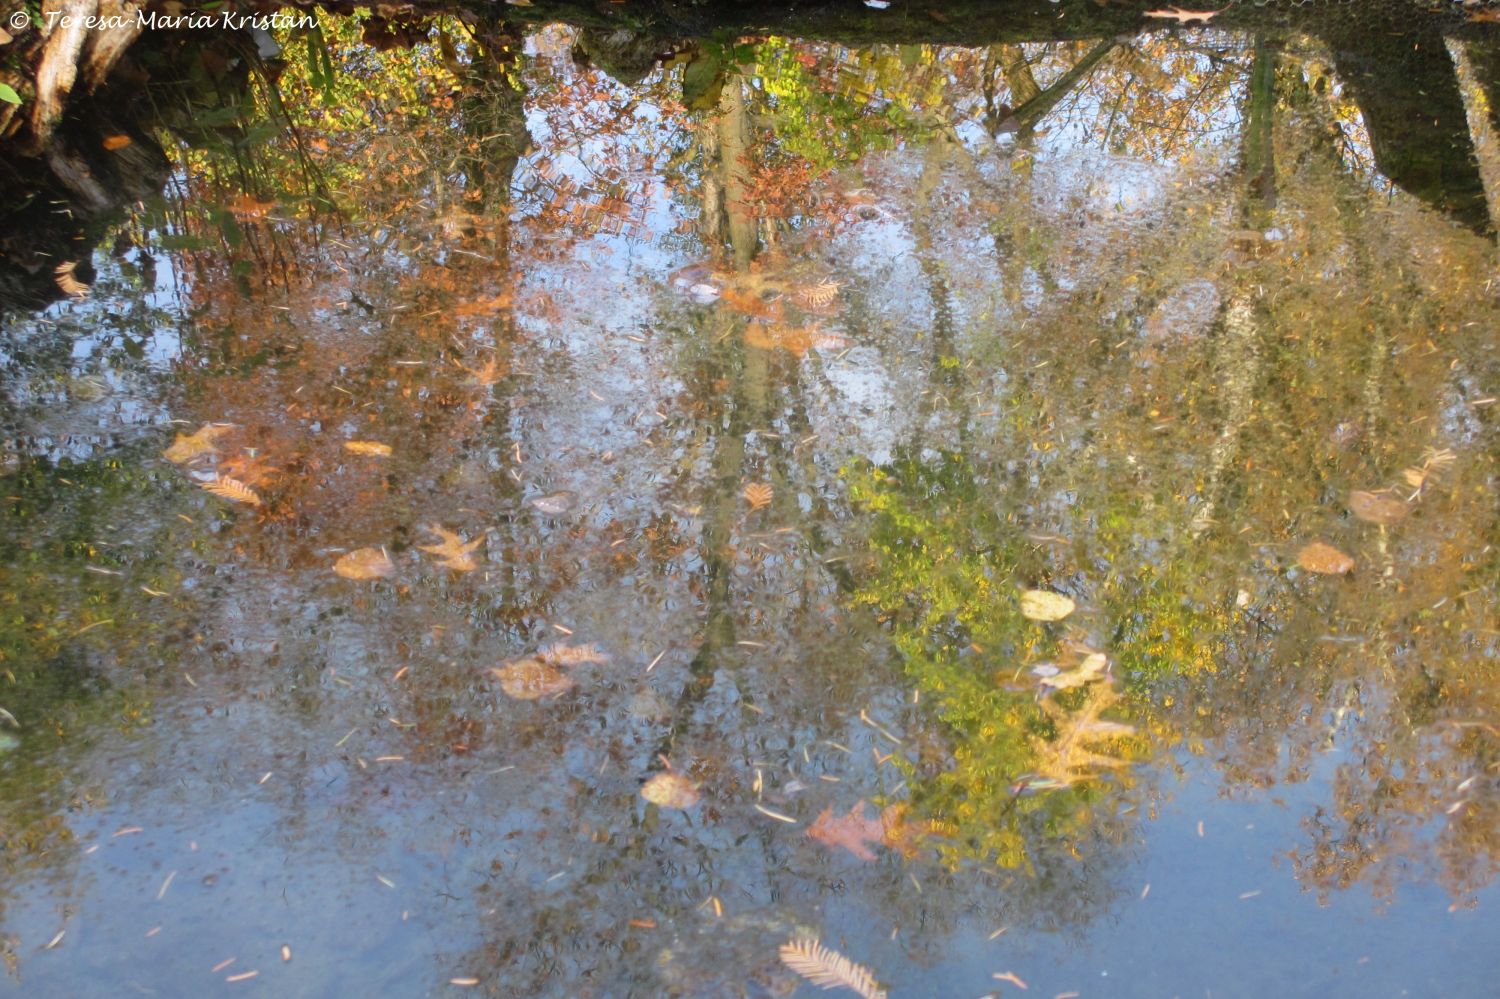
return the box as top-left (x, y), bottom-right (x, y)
top-left (0, 84), bottom-right (22, 107)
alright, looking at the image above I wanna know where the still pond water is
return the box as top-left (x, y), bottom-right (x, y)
top-left (2, 13), bottom-right (1500, 998)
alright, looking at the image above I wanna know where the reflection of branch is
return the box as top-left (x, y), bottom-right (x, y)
top-left (1000, 38), bottom-right (1119, 136)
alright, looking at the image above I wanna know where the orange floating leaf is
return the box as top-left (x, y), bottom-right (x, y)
top-left (102, 134), bottom-right (133, 151)
top-left (807, 801), bottom-right (888, 861)
top-left (334, 547), bottom-right (396, 580)
top-left (1297, 541), bottom-right (1354, 575)
top-left (490, 659), bottom-right (575, 700)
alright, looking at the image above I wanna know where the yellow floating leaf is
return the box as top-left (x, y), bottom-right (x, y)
top-left (743, 482), bottom-right (773, 510)
top-left (344, 440), bottom-right (392, 457)
top-left (163, 424), bottom-right (234, 463)
top-left (200, 476), bottom-right (261, 507)
top-left (1297, 541), bottom-right (1354, 575)
top-left (640, 773), bottom-right (700, 809)
top-left (334, 547), bottom-right (396, 580)
top-left (1020, 589), bottom-right (1075, 622)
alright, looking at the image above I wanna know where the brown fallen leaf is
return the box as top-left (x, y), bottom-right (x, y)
top-left (490, 659), bottom-right (575, 700)
top-left (640, 773), bottom-right (700, 809)
top-left (162, 424), bottom-right (234, 463)
top-left (417, 524), bottom-right (482, 572)
top-left (807, 801), bottom-right (887, 861)
top-left (1348, 489), bottom-right (1408, 526)
top-left (334, 547), bottom-right (396, 580)
top-left (743, 482), bottom-right (773, 510)
top-left (344, 440), bottom-right (392, 457)
top-left (778, 938), bottom-right (886, 999)
top-left (200, 476), bottom-right (261, 507)
top-left (1297, 541), bottom-right (1354, 575)
top-left (491, 643), bottom-right (606, 699)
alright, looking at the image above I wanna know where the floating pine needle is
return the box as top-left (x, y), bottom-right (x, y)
top-left (778, 938), bottom-right (886, 999)
top-left (743, 482), bottom-right (774, 510)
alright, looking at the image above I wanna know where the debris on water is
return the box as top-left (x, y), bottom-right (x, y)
top-left (529, 490), bottom-right (577, 515)
top-left (1020, 590), bottom-right (1075, 621)
top-left (1296, 541), bottom-right (1354, 575)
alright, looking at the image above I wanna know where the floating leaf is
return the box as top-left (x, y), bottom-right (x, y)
top-left (417, 524), bottom-right (482, 572)
top-left (777, 938), bottom-right (886, 999)
top-left (490, 644), bottom-right (604, 701)
top-left (743, 482), bottom-right (773, 510)
top-left (491, 659), bottom-right (575, 700)
top-left (1348, 490), bottom-right (1408, 526)
top-left (640, 773), bottom-right (700, 809)
top-left (795, 279), bottom-right (842, 311)
top-left (462, 357), bottom-right (506, 386)
top-left (529, 490), bottom-right (577, 515)
top-left (807, 801), bottom-right (887, 861)
top-left (743, 322), bottom-right (847, 357)
top-left (54, 262), bottom-right (90, 298)
top-left (334, 547), bottom-right (395, 580)
top-left (344, 440), bottom-right (392, 457)
top-left (1297, 541), bottom-right (1354, 575)
top-left (200, 476), bottom-right (261, 507)
top-left (538, 643), bottom-right (609, 668)
top-left (163, 424), bottom-right (234, 463)
top-left (1040, 651), bottom-right (1109, 692)
top-left (102, 134), bottom-right (133, 151)
top-left (1020, 589), bottom-right (1075, 622)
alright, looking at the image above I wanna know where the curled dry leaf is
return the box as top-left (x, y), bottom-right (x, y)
top-left (162, 424), bottom-right (234, 463)
top-left (54, 262), bottom-right (90, 298)
top-left (334, 547), bottom-right (396, 580)
top-left (639, 772), bottom-right (700, 809)
top-left (344, 440), bottom-right (393, 458)
top-left (1296, 541), bottom-right (1354, 575)
top-left (743, 482), bottom-right (773, 510)
top-left (1020, 589), bottom-right (1075, 622)
top-left (417, 524), bottom-right (483, 572)
top-left (1348, 489), bottom-right (1408, 526)
top-left (200, 476), bottom-right (261, 506)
